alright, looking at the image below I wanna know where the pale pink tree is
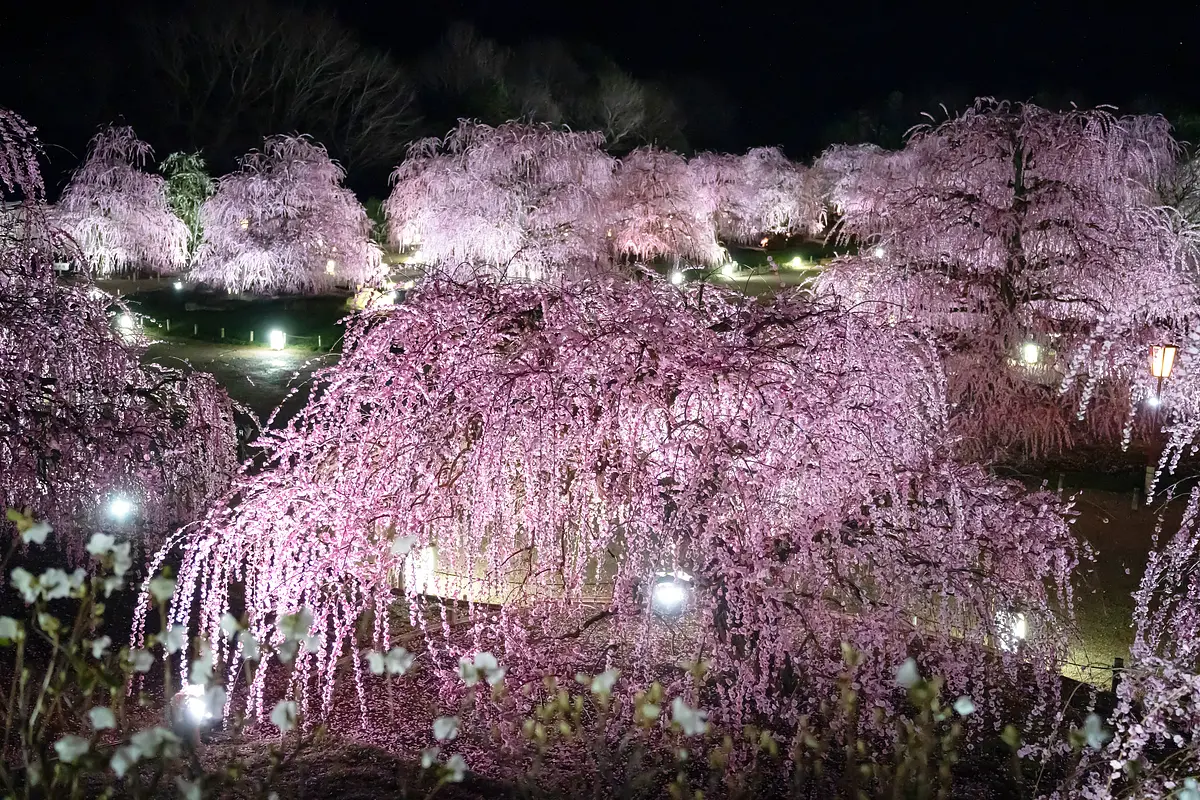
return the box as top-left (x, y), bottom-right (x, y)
top-left (606, 147), bottom-right (725, 266)
top-left (815, 100), bottom-right (1200, 461)
top-left (384, 121), bottom-right (616, 281)
top-left (193, 135), bottom-right (383, 294)
top-left (0, 109), bottom-right (239, 551)
top-left (150, 278), bottom-right (1079, 766)
top-left (55, 126), bottom-right (189, 275)
top-left (690, 147), bottom-right (825, 244)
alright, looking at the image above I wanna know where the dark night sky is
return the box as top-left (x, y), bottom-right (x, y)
top-left (4, 0), bottom-right (1200, 191)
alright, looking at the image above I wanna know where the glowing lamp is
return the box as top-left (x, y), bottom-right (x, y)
top-left (996, 609), bottom-right (1028, 652)
top-left (1150, 345), bottom-right (1177, 380)
top-left (669, 270), bottom-right (685, 286)
top-left (650, 576), bottom-right (690, 616)
top-left (872, 246), bottom-right (885, 259)
top-left (759, 236), bottom-right (770, 247)
top-left (116, 314), bottom-right (135, 332)
top-left (721, 262), bottom-right (737, 278)
top-left (788, 255), bottom-right (805, 268)
top-left (325, 259), bottom-right (336, 275)
top-left (173, 683), bottom-right (217, 727)
top-left (173, 281), bottom-right (183, 291)
top-left (1020, 342), bottom-right (1040, 365)
top-left (107, 496), bottom-right (134, 521)
top-left (1149, 343), bottom-right (1178, 399)
top-left (268, 330), bottom-right (286, 351)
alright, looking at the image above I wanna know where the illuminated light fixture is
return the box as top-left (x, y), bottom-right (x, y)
top-left (669, 270), bottom-right (685, 286)
top-left (173, 281), bottom-right (183, 291)
top-left (179, 684), bottom-right (213, 724)
top-left (107, 496), bottom-right (134, 521)
top-left (115, 314), bottom-right (136, 335)
top-left (996, 609), bottom-right (1028, 651)
top-left (1150, 344), bottom-right (1178, 398)
top-left (325, 259), bottom-right (336, 275)
top-left (238, 218), bottom-right (249, 230)
top-left (268, 330), bottom-right (286, 351)
top-left (872, 246), bottom-right (885, 259)
top-left (1147, 395), bottom-right (1161, 408)
top-left (721, 262), bottom-right (738, 278)
top-left (788, 255), bottom-right (805, 269)
top-left (759, 236), bottom-right (770, 247)
top-left (1020, 342), bottom-right (1040, 365)
top-left (650, 572), bottom-right (692, 617)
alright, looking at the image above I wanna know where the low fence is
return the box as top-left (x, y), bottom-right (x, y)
top-left (137, 316), bottom-right (336, 352)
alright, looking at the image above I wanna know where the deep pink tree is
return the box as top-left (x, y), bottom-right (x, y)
top-left (815, 100), bottom-right (1200, 461)
top-left (690, 147), bottom-right (825, 244)
top-left (153, 277), bottom-right (1079, 764)
top-left (385, 121), bottom-right (616, 281)
top-left (0, 109), bottom-right (238, 550)
top-left (54, 126), bottom-right (190, 275)
top-left (193, 135), bottom-right (383, 294)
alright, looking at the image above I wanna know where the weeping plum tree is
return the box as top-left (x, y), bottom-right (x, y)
top-left (607, 146), bottom-right (726, 266)
top-left (154, 277), bottom-right (1079, 765)
top-left (55, 126), bottom-right (190, 275)
top-left (193, 135), bottom-right (383, 294)
top-left (690, 146), bottom-right (825, 245)
top-left (815, 100), bottom-right (1200, 461)
top-left (0, 109), bottom-right (238, 550)
top-left (384, 121), bottom-right (616, 281)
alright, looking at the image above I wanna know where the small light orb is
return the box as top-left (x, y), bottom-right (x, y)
top-left (116, 314), bottom-right (135, 332)
top-left (181, 683), bottom-right (211, 724)
top-left (721, 262), bottom-right (737, 278)
top-left (759, 236), bottom-right (770, 247)
top-left (788, 255), bottom-right (805, 268)
top-left (669, 270), bottom-right (685, 286)
top-left (108, 496), bottom-right (134, 520)
top-left (268, 330), bottom-right (286, 351)
top-left (325, 259), bottom-right (336, 275)
top-left (651, 580), bottom-right (688, 615)
top-left (872, 246), bottom-right (885, 259)
top-left (1021, 342), bottom-right (1040, 365)
top-left (173, 281), bottom-right (183, 291)
top-left (1147, 395), bottom-right (1161, 408)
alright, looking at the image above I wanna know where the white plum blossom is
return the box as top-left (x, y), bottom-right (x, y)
top-left (129, 649), bottom-right (154, 673)
top-left (10, 568), bottom-right (37, 603)
top-left (21, 520), bottom-right (51, 545)
top-left (445, 754), bottom-right (467, 783)
top-left (89, 706), bottom-right (117, 730)
top-left (433, 716), bottom-right (460, 742)
top-left (671, 697), bottom-right (709, 736)
top-left (895, 658), bottom-right (920, 689)
top-left (54, 735), bottom-right (90, 764)
top-left (590, 669), bottom-right (620, 695)
top-left (421, 747), bottom-right (440, 768)
top-left (91, 636), bottom-right (112, 659)
top-left (457, 651), bottom-right (505, 687)
top-left (271, 700), bottom-right (298, 733)
top-left (0, 617), bottom-right (20, 640)
top-left (162, 625), bottom-right (187, 655)
top-left (148, 576), bottom-right (176, 603)
top-left (219, 613), bottom-right (241, 639)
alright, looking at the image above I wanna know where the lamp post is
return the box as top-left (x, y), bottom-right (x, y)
top-left (1150, 344), bottom-right (1178, 399)
top-left (1145, 344), bottom-right (1179, 502)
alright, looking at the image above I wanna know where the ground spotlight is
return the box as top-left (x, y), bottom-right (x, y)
top-left (268, 330), bottom-right (286, 351)
top-left (173, 281), bottom-right (183, 291)
top-left (107, 496), bottom-right (134, 521)
top-left (650, 572), bottom-right (692, 617)
top-left (669, 270), bottom-right (685, 286)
